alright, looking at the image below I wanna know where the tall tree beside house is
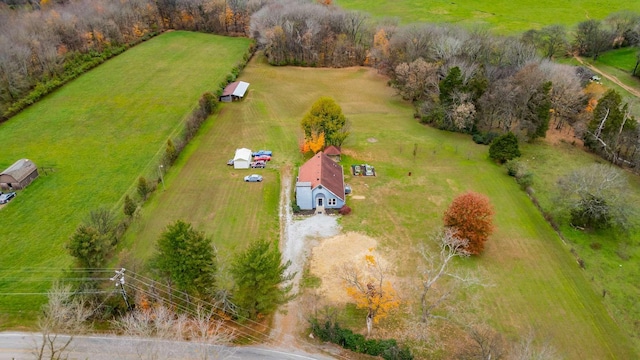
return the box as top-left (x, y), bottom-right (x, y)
top-left (444, 192), bottom-right (495, 255)
top-left (151, 220), bottom-right (217, 299)
top-left (301, 97), bottom-right (350, 147)
top-left (230, 239), bottom-right (294, 320)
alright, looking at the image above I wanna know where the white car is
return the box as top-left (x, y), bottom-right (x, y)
top-left (244, 174), bottom-right (263, 182)
top-left (0, 192), bottom-right (16, 204)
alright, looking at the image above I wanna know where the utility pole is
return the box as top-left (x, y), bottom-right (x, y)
top-left (110, 268), bottom-right (132, 311)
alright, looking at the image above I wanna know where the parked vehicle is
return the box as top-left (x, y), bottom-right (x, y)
top-left (254, 155), bottom-right (271, 162)
top-left (345, 185), bottom-right (352, 194)
top-left (227, 159), bottom-right (234, 166)
top-left (244, 174), bottom-right (263, 182)
top-left (252, 150), bottom-right (273, 157)
top-left (0, 192), bottom-right (16, 204)
top-left (250, 160), bottom-right (266, 168)
top-left (365, 165), bottom-right (374, 176)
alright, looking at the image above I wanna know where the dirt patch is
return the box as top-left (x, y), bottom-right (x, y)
top-left (309, 232), bottom-right (379, 303)
top-left (544, 119), bottom-right (584, 147)
top-left (367, 137), bottom-right (378, 143)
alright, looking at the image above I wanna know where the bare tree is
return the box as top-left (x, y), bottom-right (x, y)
top-left (458, 324), bottom-right (507, 360)
top-left (556, 164), bottom-right (634, 231)
top-left (32, 282), bottom-right (93, 360)
top-left (418, 229), bottom-right (483, 323)
top-left (112, 304), bottom-right (235, 360)
top-left (510, 329), bottom-right (560, 360)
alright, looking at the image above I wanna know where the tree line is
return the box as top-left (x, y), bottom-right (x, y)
top-left (4, 0), bottom-right (640, 170)
top-left (251, 2), bottom-right (640, 171)
top-left (0, 0), bottom-right (262, 119)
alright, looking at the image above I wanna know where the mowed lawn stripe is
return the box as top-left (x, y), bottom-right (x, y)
top-left (0, 31), bottom-right (251, 327)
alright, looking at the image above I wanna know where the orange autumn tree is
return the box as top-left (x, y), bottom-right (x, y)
top-left (443, 191), bottom-right (495, 255)
top-left (341, 250), bottom-right (400, 336)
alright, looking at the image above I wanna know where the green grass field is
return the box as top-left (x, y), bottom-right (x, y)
top-left (336, 0), bottom-right (640, 33)
top-left (127, 52), bottom-right (638, 358)
top-left (0, 31), bottom-right (251, 328)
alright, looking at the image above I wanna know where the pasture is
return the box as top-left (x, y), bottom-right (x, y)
top-left (129, 53), bottom-right (638, 358)
top-left (336, 0), bottom-right (640, 33)
top-left (0, 31), bottom-right (251, 328)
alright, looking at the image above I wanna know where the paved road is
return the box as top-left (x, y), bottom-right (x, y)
top-left (0, 332), bottom-right (336, 360)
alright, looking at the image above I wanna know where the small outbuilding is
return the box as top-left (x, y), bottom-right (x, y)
top-left (324, 145), bottom-right (342, 162)
top-left (219, 81), bottom-right (250, 102)
top-left (0, 159), bottom-right (39, 190)
top-left (233, 148), bottom-right (252, 169)
top-left (296, 151), bottom-right (345, 212)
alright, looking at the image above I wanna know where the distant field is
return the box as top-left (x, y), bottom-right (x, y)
top-left (129, 53), bottom-right (637, 358)
top-left (336, 0), bottom-right (640, 33)
top-left (0, 31), bottom-right (251, 328)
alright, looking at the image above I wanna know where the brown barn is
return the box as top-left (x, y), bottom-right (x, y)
top-left (0, 159), bottom-right (39, 190)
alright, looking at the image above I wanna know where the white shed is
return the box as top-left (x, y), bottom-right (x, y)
top-left (233, 148), bottom-right (252, 169)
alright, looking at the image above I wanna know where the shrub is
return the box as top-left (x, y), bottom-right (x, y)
top-left (505, 159), bottom-right (521, 177)
top-left (472, 131), bottom-right (499, 145)
top-left (123, 195), bottom-right (137, 217)
top-left (516, 172), bottom-right (534, 190)
top-left (309, 318), bottom-right (413, 359)
top-left (339, 205), bottom-right (352, 215)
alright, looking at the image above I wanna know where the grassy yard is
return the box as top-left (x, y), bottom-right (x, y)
top-left (336, 0), bottom-right (640, 33)
top-left (128, 53), bottom-right (637, 358)
top-left (0, 31), bottom-right (251, 328)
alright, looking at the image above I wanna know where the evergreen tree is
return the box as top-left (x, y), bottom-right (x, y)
top-left (67, 225), bottom-right (112, 269)
top-left (489, 132), bottom-right (521, 163)
top-left (67, 208), bottom-right (117, 269)
top-left (152, 220), bottom-right (217, 298)
top-left (533, 81), bottom-right (553, 139)
top-left (137, 176), bottom-right (150, 200)
top-left (231, 239), bottom-right (294, 320)
top-left (439, 67), bottom-right (464, 106)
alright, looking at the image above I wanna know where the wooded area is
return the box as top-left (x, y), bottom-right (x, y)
top-left (0, 0), bottom-right (259, 119)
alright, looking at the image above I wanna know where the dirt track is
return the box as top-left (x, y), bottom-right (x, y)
top-left (574, 55), bottom-right (640, 98)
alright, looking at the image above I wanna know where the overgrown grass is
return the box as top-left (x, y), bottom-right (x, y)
top-left (131, 53), bottom-right (637, 358)
top-left (520, 139), bottom-right (640, 350)
top-left (0, 31), bottom-right (251, 328)
top-left (336, 0), bottom-right (640, 33)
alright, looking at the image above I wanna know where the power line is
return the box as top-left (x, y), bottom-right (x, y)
top-left (122, 281), bottom-right (267, 347)
top-left (122, 277), bottom-right (268, 346)
top-left (125, 271), bottom-right (351, 360)
top-left (0, 291), bottom-right (118, 296)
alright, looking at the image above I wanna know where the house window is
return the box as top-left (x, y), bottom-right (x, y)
top-left (328, 198), bottom-right (336, 206)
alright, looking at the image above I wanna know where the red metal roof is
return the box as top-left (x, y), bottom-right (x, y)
top-left (222, 82), bottom-right (240, 96)
top-left (298, 151), bottom-right (344, 201)
top-left (324, 145), bottom-right (341, 156)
